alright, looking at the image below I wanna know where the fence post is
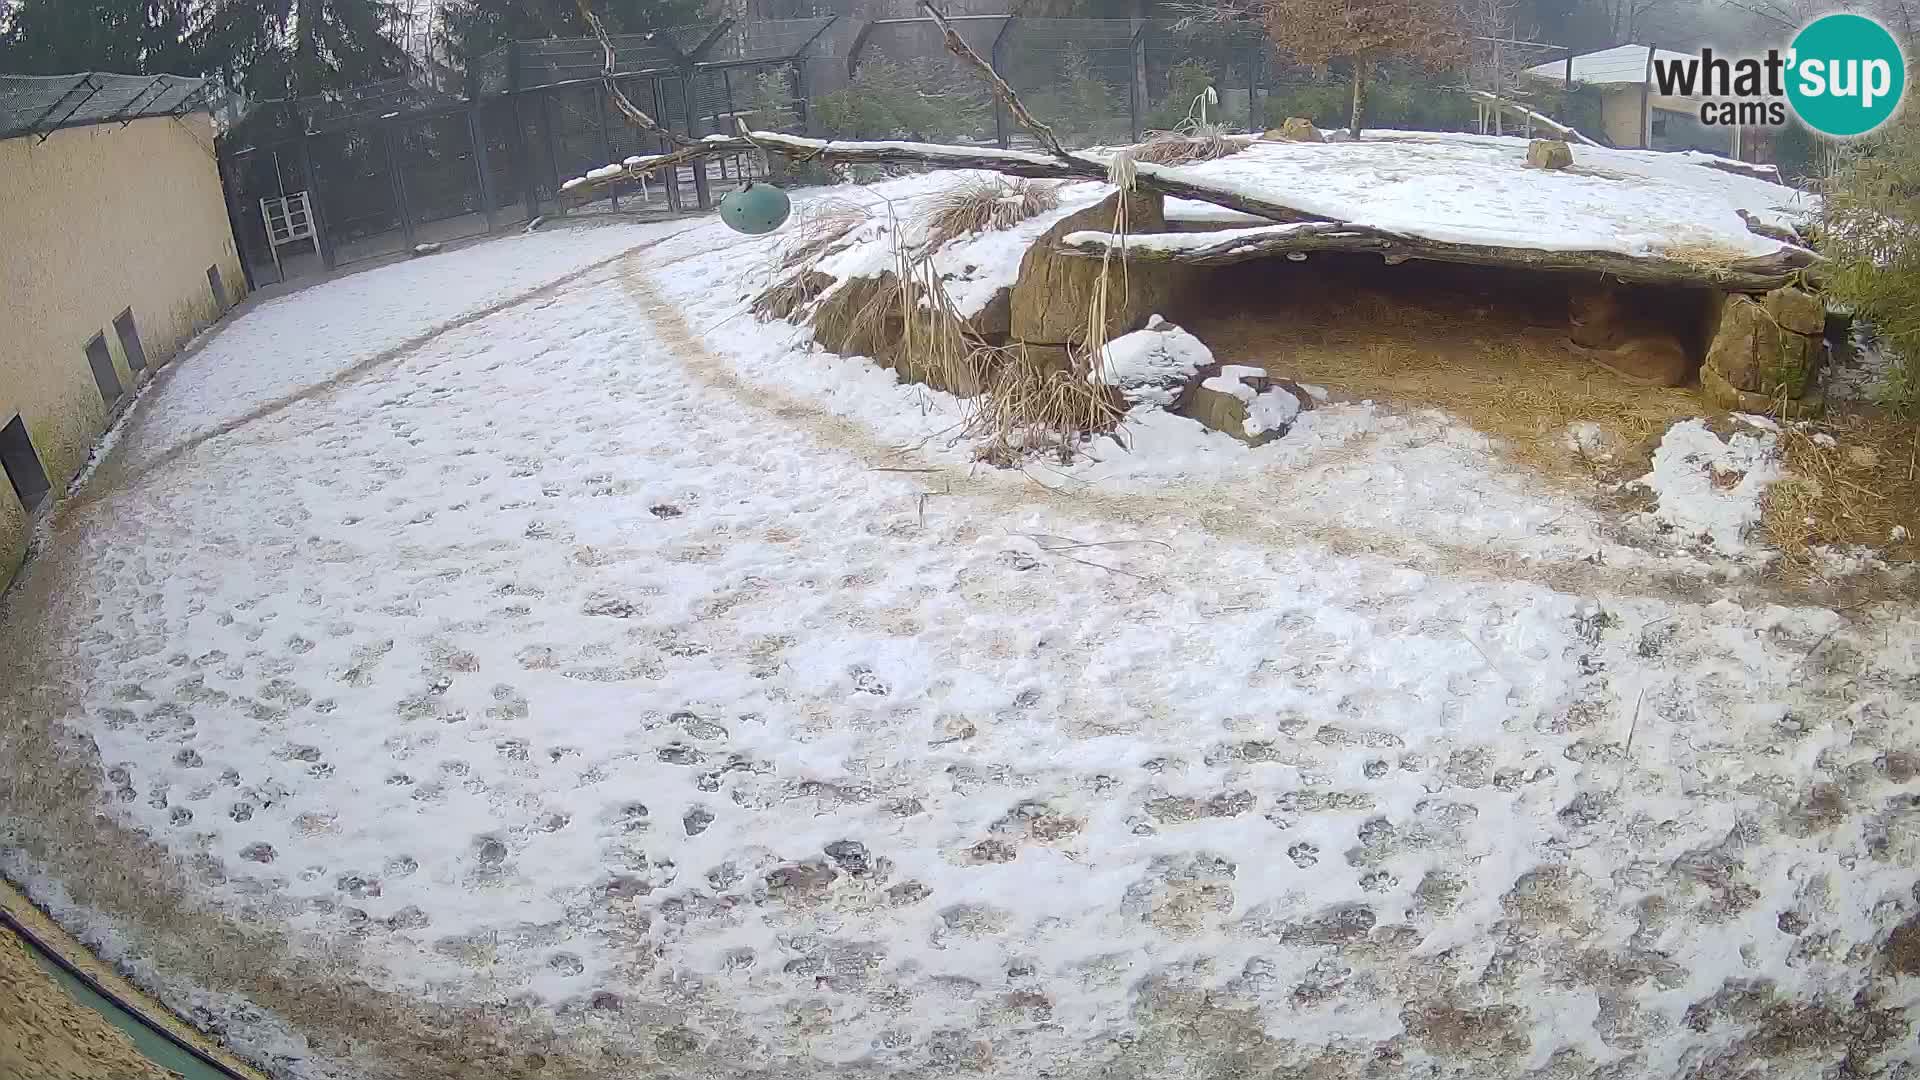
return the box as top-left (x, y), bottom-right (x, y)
top-left (296, 116), bottom-right (337, 271)
top-left (990, 17), bottom-right (1016, 149)
top-left (1247, 39), bottom-right (1259, 131)
top-left (683, 66), bottom-right (711, 209)
top-left (597, 86), bottom-right (620, 211)
top-left (383, 122), bottom-right (417, 248)
top-left (509, 41), bottom-right (539, 220)
top-left (469, 105), bottom-right (497, 231)
top-left (654, 77), bottom-right (682, 211)
top-left (541, 88), bottom-right (566, 217)
top-left (720, 67), bottom-right (737, 180)
top-left (792, 59), bottom-right (813, 135)
top-left (1129, 21), bottom-right (1147, 142)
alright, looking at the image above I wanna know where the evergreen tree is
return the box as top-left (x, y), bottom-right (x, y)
top-left (0, 0), bottom-right (195, 76)
top-left (432, 0), bottom-right (703, 81)
top-left (193, 0), bottom-right (409, 98)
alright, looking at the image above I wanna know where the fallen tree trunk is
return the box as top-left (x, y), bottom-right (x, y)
top-left (1055, 221), bottom-right (1821, 291)
top-left (563, 133), bottom-right (1332, 224)
top-left (1465, 91), bottom-right (1603, 148)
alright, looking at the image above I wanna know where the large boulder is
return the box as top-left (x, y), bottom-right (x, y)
top-left (1175, 363), bottom-right (1313, 446)
top-left (1010, 189), bottom-right (1172, 347)
top-left (1705, 293), bottom-right (1820, 398)
top-left (1526, 139), bottom-right (1573, 170)
top-left (1702, 364), bottom-right (1824, 417)
top-left (1764, 284), bottom-right (1824, 335)
top-left (1092, 315), bottom-right (1213, 406)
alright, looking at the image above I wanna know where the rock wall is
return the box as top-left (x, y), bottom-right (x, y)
top-left (1010, 190), bottom-right (1175, 350)
top-left (1701, 286), bottom-right (1826, 415)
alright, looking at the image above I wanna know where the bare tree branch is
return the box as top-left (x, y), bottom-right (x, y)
top-left (916, 0), bottom-right (1073, 163)
top-left (574, 0), bottom-right (695, 148)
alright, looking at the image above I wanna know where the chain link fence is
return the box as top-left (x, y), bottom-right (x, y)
top-left (213, 16), bottom-right (1585, 287)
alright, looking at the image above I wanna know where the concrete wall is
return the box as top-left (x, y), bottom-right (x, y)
top-left (1599, 88), bottom-right (1645, 147)
top-left (0, 113), bottom-right (244, 589)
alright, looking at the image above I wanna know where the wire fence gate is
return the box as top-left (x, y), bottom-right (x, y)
top-left (215, 15), bottom-right (1582, 287)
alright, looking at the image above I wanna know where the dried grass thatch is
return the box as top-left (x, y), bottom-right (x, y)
top-left (750, 269), bottom-right (835, 322)
top-left (750, 198), bottom-right (879, 324)
top-left (802, 219), bottom-right (1124, 462)
top-left (777, 197), bottom-right (874, 271)
top-left (920, 177), bottom-right (1061, 250)
top-left (1186, 272), bottom-right (1705, 484)
top-left (973, 349), bottom-right (1127, 465)
top-left (1129, 123), bottom-right (1255, 167)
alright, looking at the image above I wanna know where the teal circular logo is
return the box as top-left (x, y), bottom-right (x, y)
top-left (1786, 13), bottom-right (1906, 136)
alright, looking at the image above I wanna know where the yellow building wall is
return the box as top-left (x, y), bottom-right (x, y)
top-left (0, 112), bottom-right (244, 588)
top-left (1601, 89), bottom-right (1645, 147)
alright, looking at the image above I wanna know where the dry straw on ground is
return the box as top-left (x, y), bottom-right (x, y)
top-left (1130, 125), bottom-right (1255, 167)
top-left (1761, 411), bottom-right (1920, 577)
top-left (1192, 285), bottom-right (1703, 483)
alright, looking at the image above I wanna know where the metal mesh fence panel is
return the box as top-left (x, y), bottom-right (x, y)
top-left (1002, 19), bottom-right (1137, 148)
top-left (476, 98), bottom-right (532, 222)
top-left (0, 73), bottom-right (210, 139)
top-left (392, 111), bottom-right (486, 236)
top-left (308, 127), bottom-right (404, 264)
top-left (220, 145), bottom-right (308, 283)
top-left (195, 16), bottom-right (1611, 285)
top-left (1142, 22), bottom-right (1268, 132)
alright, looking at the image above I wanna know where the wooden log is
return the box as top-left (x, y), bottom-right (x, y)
top-left (1465, 91), bottom-right (1602, 147)
top-left (561, 133), bottom-right (1337, 225)
top-left (1054, 222), bottom-right (1821, 291)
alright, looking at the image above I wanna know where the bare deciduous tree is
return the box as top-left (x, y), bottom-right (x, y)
top-left (1265, 0), bottom-right (1469, 137)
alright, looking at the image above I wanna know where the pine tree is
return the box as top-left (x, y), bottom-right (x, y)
top-left (194, 0), bottom-right (408, 98)
top-left (431, 0), bottom-right (704, 82)
top-left (1262, 0), bottom-right (1466, 138)
top-left (0, 0), bottom-right (196, 76)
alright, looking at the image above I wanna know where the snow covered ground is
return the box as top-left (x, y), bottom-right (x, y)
top-left (3, 184), bottom-right (1918, 1080)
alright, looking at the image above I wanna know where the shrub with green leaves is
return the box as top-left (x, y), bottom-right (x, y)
top-left (1147, 59), bottom-right (1217, 132)
top-left (812, 57), bottom-right (989, 142)
top-left (1821, 109), bottom-right (1920, 411)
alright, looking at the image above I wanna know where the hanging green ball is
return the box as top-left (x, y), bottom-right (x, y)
top-left (719, 182), bottom-right (792, 235)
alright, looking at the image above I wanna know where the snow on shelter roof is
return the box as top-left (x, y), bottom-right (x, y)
top-left (1524, 43), bottom-right (1696, 87)
top-left (1149, 129), bottom-right (1811, 258)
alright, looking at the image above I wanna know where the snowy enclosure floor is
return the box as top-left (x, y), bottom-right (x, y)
top-left (2, 204), bottom-right (1918, 1080)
